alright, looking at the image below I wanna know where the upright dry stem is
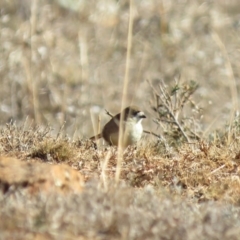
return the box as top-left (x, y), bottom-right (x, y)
top-left (211, 31), bottom-right (239, 145)
top-left (30, 0), bottom-right (40, 124)
top-left (115, 0), bottom-right (134, 182)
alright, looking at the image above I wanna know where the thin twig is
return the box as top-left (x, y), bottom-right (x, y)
top-left (173, 77), bottom-right (180, 118)
top-left (209, 164), bottom-right (225, 175)
top-left (56, 121), bottom-right (66, 140)
top-left (105, 109), bottom-right (114, 118)
top-left (156, 96), bottom-right (191, 143)
top-left (154, 119), bottom-right (177, 124)
top-left (164, 104), bottom-right (190, 142)
top-left (158, 81), bottom-right (169, 105)
top-left (101, 150), bottom-right (111, 190)
top-left (143, 130), bottom-right (162, 139)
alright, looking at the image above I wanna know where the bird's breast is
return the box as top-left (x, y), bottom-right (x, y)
top-left (123, 121), bottom-right (143, 145)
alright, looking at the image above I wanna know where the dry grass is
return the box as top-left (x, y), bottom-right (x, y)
top-left (1, 0), bottom-right (240, 239)
top-left (1, 119), bottom-right (240, 239)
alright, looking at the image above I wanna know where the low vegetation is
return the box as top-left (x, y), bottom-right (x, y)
top-left (1, 106), bottom-right (240, 239)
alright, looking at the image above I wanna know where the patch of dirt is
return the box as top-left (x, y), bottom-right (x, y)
top-left (0, 156), bottom-right (84, 195)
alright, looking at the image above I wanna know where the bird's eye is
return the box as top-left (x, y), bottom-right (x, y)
top-left (134, 110), bottom-right (139, 115)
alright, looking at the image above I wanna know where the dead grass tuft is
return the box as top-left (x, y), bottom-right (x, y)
top-left (30, 138), bottom-right (75, 162)
top-left (0, 121), bottom-right (51, 156)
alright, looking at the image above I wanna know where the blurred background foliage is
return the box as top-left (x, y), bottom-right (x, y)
top-left (0, 0), bottom-right (240, 138)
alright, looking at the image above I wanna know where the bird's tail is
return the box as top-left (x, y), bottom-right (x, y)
top-left (89, 133), bottom-right (102, 141)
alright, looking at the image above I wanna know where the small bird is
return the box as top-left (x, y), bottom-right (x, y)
top-left (90, 106), bottom-right (146, 148)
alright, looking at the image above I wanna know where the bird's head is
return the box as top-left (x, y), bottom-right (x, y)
top-left (122, 106), bottom-right (146, 123)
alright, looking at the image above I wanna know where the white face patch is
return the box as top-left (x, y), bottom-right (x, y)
top-left (131, 111), bottom-right (146, 124)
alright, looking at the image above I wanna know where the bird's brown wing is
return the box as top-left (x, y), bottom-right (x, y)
top-left (102, 117), bottom-right (120, 146)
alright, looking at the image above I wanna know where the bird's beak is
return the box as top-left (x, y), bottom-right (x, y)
top-left (139, 111), bottom-right (146, 118)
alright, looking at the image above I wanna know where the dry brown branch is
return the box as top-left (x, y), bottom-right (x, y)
top-left (149, 79), bottom-right (199, 144)
top-left (143, 130), bottom-right (162, 139)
